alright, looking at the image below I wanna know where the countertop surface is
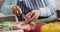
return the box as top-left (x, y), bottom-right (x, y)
top-left (0, 13), bottom-right (16, 21)
top-left (0, 13), bottom-right (14, 17)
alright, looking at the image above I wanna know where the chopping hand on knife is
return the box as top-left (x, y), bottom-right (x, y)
top-left (12, 6), bottom-right (40, 21)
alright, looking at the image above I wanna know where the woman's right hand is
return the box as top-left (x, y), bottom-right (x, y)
top-left (12, 6), bottom-right (22, 16)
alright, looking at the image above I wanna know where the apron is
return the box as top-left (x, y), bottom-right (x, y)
top-left (17, 0), bottom-right (48, 21)
top-left (17, 0), bottom-right (32, 21)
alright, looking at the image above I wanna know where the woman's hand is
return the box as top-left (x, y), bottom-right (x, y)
top-left (26, 10), bottom-right (40, 21)
top-left (12, 6), bottom-right (22, 16)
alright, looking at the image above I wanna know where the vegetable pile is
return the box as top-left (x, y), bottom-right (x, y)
top-left (0, 20), bottom-right (60, 32)
top-left (0, 21), bottom-right (36, 32)
top-left (41, 22), bottom-right (60, 32)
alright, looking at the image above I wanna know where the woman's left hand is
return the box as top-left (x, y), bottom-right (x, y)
top-left (26, 10), bottom-right (40, 21)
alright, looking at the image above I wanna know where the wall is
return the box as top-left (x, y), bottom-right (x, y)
top-left (55, 0), bottom-right (60, 10)
top-left (48, 0), bottom-right (59, 18)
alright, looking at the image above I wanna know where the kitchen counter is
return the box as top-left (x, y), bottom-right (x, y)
top-left (0, 13), bottom-right (16, 21)
top-left (0, 13), bottom-right (15, 17)
top-left (0, 13), bottom-right (6, 17)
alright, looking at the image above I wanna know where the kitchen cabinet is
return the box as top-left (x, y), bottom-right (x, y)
top-left (56, 10), bottom-right (60, 18)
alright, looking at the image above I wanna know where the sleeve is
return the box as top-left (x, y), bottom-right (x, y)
top-left (1, 0), bottom-right (17, 15)
top-left (39, 0), bottom-right (56, 17)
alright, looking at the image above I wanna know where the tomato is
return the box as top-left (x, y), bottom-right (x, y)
top-left (24, 29), bottom-right (28, 32)
top-left (36, 22), bottom-right (45, 32)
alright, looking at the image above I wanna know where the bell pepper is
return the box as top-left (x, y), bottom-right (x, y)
top-left (41, 23), bottom-right (60, 32)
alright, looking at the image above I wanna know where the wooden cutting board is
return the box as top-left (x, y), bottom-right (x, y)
top-left (0, 16), bottom-right (16, 21)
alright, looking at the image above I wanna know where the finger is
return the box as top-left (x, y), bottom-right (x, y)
top-left (31, 13), bottom-right (39, 21)
top-left (12, 6), bottom-right (22, 16)
top-left (16, 6), bottom-right (22, 14)
top-left (31, 15), bottom-right (36, 21)
top-left (26, 11), bottom-right (35, 18)
top-left (31, 10), bottom-right (40, 20)
top-left (26, 12), bottom-right (33, 17)
top-left (16, 6), bottom-right (22, 15)
top-left (12, 6), bottom-right (19, 16)
top-left (12, 6), bottom-right (18, 14)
